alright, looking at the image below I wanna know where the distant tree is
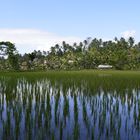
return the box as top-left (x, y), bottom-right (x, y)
top-left (43, 51), bottom-right (47, 56)
top-left (75, 42), bottom-right (83, 52)
top-left (28, 52), bottom-right (36, 61)
top-left (1, 36), bottom-right (140, 71)
top-left (0, 41), bottom-right (19, 70)
top-left (114, 37), bottom-right (118, 42)
top-left (62, 41), bottom-right (67, 53)
top-left (128, 37), bottom-right (134, 48)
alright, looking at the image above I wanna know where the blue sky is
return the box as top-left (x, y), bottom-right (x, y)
top-left (0, 0), bottom-right (140, 53)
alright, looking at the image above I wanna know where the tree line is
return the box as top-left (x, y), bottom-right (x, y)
top-left (0, 37), bottom-right (140, 70)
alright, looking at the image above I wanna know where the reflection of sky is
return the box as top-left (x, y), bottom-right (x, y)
top-left (0, 77), bottom-right (140, 139)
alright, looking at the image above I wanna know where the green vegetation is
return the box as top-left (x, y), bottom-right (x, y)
top-left (0, 71), bottom-right (140, 139)
top-left (0, 42), bottom-right (19, 70)
top-left (1, 37), bottom-right (140, 71)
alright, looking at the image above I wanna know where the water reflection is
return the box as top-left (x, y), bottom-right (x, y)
top-left (0, 75), bottom-right (140, 140)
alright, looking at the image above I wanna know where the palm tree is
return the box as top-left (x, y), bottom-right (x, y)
top-left (128, 37), bottom-right (134, 48)
top-left (62, 41), bottom-right (67, 53)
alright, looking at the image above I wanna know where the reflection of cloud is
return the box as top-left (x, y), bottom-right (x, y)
top-left (0, 29), bottom-right (82, 54)
top-left (121, 30), bottom-right (136, 39)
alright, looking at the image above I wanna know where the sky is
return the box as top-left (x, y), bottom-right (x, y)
top-left (0, 0), bottom-right (140, 54)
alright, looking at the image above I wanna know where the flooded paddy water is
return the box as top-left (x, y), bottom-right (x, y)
top-left (0, 71), bottom-right (140, 140)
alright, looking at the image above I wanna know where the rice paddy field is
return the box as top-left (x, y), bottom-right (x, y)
top-left (0, 70), bottom-right (140, 140)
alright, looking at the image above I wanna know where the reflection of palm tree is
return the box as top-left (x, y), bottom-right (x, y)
top-left (73, 94), bottom-right (79, 140)
top-left (44, 92), bottom-right (52, 135)
top-left (15, 105), bottom-right (22, 140)
top-left (60, 120), bottom-right (63, 140)
top-left (63, 95), bottom-right (69, 126)
top-left (54, 90), bottom-right (60, 126)
top-left (82, 100), bottom-right (89, 129)
top-left (3, 110), bottom-right (12, 140)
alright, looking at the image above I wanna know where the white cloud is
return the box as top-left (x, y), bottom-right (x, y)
top-left (0, 28), bottom-right (82, 54)
top-left (121, 30), bottom-right (136, 39)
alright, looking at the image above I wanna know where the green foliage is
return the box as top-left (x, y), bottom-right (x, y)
top-left (0, 71), bottom-right (140, 139)
top-left (0, 41), bottom-right (19, 70)
top-left (1, 36), bottom-right (140, 70)
top-left (44, 37), bottom-right (140, 70)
